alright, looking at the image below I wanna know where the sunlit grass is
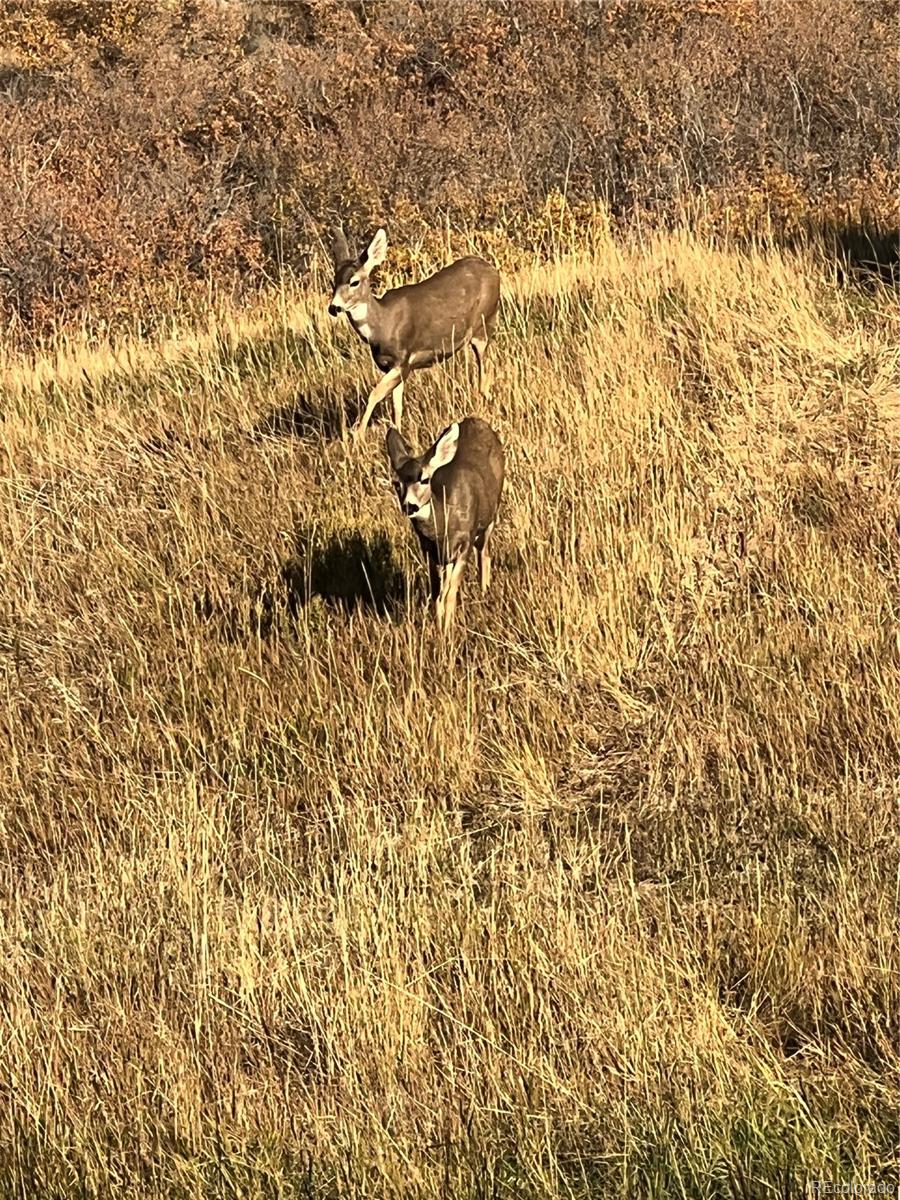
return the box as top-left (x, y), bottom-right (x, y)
top-left (1, 226), bottom-right (899, 1198)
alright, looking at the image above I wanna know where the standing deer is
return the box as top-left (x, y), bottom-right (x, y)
top-left (386, 416), bottom-right (504, 634)
top-left (328, 227), bottom-right (500, 436)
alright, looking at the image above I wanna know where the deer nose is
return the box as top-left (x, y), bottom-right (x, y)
top-left (327, 303), bottom-right (340, 317)
top-left (403, 501), bottom-right (419, 516)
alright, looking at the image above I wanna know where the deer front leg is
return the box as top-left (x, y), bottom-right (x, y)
top-left (391, 377), bottom-right (405, 429)
top-left (436, 555), bottom-right (467, 634)
top-left (423, 548), bottom-right (440, 605)
top-left (356, 366), bottom-right (403, 437)
top-left (435, 562), bottom-right (449, 631)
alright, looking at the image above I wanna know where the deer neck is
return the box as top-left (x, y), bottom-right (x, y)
top-left (346, 292), bottom-right (383, 345)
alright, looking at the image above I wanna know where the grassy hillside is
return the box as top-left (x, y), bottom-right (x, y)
top-left (1, 227), bottom-right (899, 1197)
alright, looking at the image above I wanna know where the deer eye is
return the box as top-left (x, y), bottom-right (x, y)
top-left (350, 278), bottom-right (360, 288)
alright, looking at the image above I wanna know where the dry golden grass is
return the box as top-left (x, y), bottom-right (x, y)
top-left (1, 227), bottom-right (899, 1198)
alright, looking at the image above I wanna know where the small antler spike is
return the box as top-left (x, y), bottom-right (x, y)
top-left (330, 225), bottom-right (350, 265)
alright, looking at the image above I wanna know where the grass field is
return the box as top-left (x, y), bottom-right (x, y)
top-left (1, 226), bottom-right (899, 1198)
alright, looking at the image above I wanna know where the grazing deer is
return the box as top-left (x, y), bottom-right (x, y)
top-left (386, 417), bottom-right (504, 633)
top-left (328, 227), bottom-right (500, 437)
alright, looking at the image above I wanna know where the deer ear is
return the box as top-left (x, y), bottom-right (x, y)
top-left (361, 227), bottom-right (388, 273)
top-left (330, 225), bottom-right (349, 264)
top-left (385, 427), bottom-right (411, 471)
top-left (426, 422), bottom-right (459, 473)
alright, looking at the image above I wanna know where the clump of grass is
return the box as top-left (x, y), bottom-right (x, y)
top-left (0, 225), bottom-right (898, 1198)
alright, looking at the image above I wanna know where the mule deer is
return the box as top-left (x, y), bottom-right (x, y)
top-left (386, 417), bottom-right (504, 633)
top-left (328, 227), bottom-right (500, 437)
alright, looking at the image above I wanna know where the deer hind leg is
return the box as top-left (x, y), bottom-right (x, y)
top-left (472, 340), bottom-right (487, 396)
top-left (477, 523), bottom-right (494, 594)
top-left (470, 337), bottom-right (488, 395)
top-left (356, 366), bottom-right (403, 437)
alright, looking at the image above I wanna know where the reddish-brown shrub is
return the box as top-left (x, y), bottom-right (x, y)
top-left (0, 0), bottom-right (896, 336)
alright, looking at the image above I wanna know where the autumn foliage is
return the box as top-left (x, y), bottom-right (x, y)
top-left (0, 0), bottom-right (896, 335)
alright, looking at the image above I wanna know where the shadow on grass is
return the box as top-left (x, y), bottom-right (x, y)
top-left (250, 389), bottom-right (359, 442)
top-left (281, 526), bottom-right (407, 617)
top-left (194, 529), bottom-right (409, 642)
top-left (765, 218), bottom-right (899, 289)
top-left (816, 219), bottom-right (900, 288)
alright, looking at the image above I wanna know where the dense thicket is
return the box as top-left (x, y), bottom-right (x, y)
top-left (0, 0), bottom-right (896, 332)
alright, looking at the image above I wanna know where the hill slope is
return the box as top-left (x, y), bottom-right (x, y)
top-left (1, 229), bottom-right (899, 1197)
